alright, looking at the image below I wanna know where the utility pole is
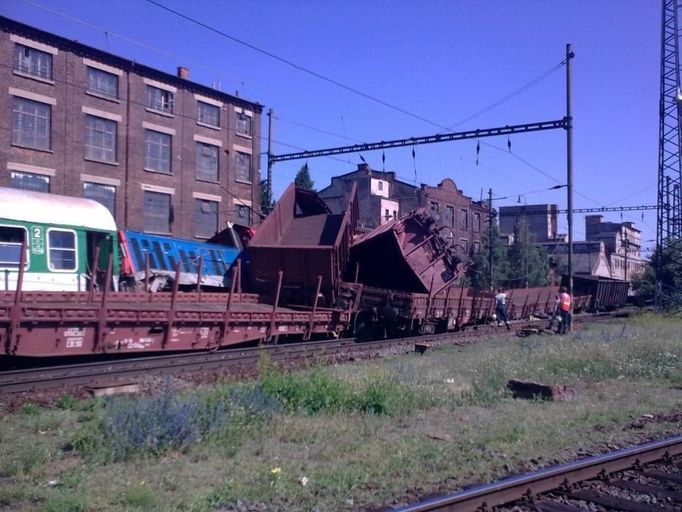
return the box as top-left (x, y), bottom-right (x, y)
top-left (566, 43), bottom-right (575, 328)
top-left (488, 188), bottom-right (494, 290)
top-left (266, 108), bottom-right (274, 211)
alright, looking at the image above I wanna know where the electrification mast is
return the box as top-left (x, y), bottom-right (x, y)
top-left (657, 0), bottom-right (682, 306)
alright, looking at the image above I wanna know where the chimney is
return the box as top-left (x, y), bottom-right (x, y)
top-left (177, 66), bottom-right (189, 79)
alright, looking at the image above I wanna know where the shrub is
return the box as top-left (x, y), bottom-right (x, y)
top-left (19, 403), bottom-right (39, 415)
top-left (55, 395), bottom-right (78, 410)
top-left (41, 495), bottom-right (87, 512)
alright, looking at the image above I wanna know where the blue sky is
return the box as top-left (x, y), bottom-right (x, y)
top-left (1, 0), bottom-right (659, 250)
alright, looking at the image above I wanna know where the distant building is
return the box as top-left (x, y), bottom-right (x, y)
top-left (0, 16), bottom-right (262, 239)
top-left (499, 204), bottom-right (565, 243)
top-left (585, 215), bottom-right (646, 281)
top-left (540, 240), bottom-right (612, 279)
top-left (538, 215), bottom-right (646, 283)
top-left (317, 164), bottom-right (418, 230)
top-left (418, 178), bottom-right (489, 256)
top-left (318, 164), bottom-right (490, 257)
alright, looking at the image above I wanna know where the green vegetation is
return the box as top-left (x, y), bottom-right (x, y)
top-left (294, 162), bottom-right (315, 191)
top-left (467, 217), bottom-right (549, 290)
top-left (1, 315), bottom-right (681, 511)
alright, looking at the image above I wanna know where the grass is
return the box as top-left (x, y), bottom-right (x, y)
top-left (0, 314), bottom-right (681, 511)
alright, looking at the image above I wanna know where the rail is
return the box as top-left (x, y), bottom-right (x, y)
top-left (392, 435), bottom-right (682, 511)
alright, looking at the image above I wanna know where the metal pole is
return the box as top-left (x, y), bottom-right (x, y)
top-left (488, 188), bottom-right (493, 290)
top-left (566, 43), bottom-right (574, 329)
top-left (266, 108), bottom-right (274, 211)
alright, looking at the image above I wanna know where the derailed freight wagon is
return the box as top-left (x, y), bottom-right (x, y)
top-left (566, 275), bottom-right (629, 311)
top-left (348, 208), bottom-right (469, 337)
top-left (242, 182), bottom-right (358, 308)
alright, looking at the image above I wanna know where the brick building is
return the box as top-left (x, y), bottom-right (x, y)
top-left (318, 164), bottom-right (489, 256)
top-left (318, 164), bottom-right (419, 230)
top-left (0, 16), bottom-right (262, 240)
top-left (419, 178), bottom-right (489, 255)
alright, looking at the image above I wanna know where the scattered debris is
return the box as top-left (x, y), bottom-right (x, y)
top-left (507, 379), bottom-right (577, 401)
top-left (414, 342), bottom-right (432, 355)
top-left (425, 431), bottom-right (453, 442)
top-left (85, 382), bottom-right (140, 397)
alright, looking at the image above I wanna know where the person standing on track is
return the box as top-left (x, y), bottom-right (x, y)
top-left (494, 288), bottom-right (511, 331)
top-left (557, 286), bottom-right (572, 334)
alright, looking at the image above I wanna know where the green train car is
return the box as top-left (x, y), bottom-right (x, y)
top-left (0, 187), bottom-right (118, 291)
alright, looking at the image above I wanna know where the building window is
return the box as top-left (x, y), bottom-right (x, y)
top-left (460, 239), bottom-right (469, 255)
top-left (47, 229), bottom-right (77, 271)
top-left (84, 182), bottom-right (116, 216)
top-left (384, 208), bottom-right (390, 220)
top-left (474, 212), bottom-right (481, 233)
top-left (144, 130), bottom-right (172, 173)
top-left (198, 101), bottom-right (219, 127)
top-left (14, 44), bottom-right (52, 80)
top-left (87, 67), bottom-right (118, 98)
top-left (378, 181), bottom-right (384, 191)
top-left (460, 209), bottom-right (468, 230)
top-left (235, 204), bottom-right (250, 225)
top-left (143, 191), bottom-right (172, 233)
top-left (10, 171), bottom-right (50, 192)
top-left (85, 115), bottom-right (117, 163)
top-left (0, 226), bottom-right (28, 269)
top-left (445, 205), bottom-right (454, 227)
top-left (473, 241), bottom-right (481, 254)
top-left (12, 97), bottom-right (51, 150)
top-left (196, 142), bottom-right (219, 182)
top-left (393, 210), bottom-right (398, 219)
top-left (236, 152), bottom-right (251, 182)
top-left (146, 86), bottom-right (174, 114)
top-left (195, 199), bottom-right (218, 238)
top-left (236, 112), bottom-right (252, 136)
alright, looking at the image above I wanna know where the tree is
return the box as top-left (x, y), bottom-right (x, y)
top-left (467, 223), bottom-right (510, 291)
top-left (259, 180), bottom-right (275, 215)
top-left (295, 163), bottom-right (315, 191)
top-left (632, 238), bottom-right (682, 309)
top-left (505, 217), bottom-right (549, 288)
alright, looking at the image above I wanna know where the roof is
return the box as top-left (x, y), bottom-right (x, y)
top-left (0, 16), bottom-right (262, 112)
top-left (0, 188), bottom-right (117, 231)
top-left (319, 164), bottom-right (418, 193)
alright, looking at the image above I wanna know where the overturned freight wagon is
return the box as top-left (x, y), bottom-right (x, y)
top-left (347, 208), bottom-right (468, 337)
top-left (348, 208), bottom-right (465, 295)
top-left (243, 183), bottom-right (358, 307)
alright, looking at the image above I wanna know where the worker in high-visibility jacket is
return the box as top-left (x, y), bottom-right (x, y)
top-left (558, 286), bottom-right (572, 334)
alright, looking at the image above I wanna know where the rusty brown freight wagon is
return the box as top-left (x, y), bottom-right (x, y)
top-left (243, 183), bottom-right (358, 308)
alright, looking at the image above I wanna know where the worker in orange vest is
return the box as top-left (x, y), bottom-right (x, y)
top-left (557, 286), bottom-right (572, 334)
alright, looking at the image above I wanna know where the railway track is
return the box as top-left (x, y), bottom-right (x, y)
top-left (0, 312), bottom-right (623, 396)
top-left (392, 435), bottom-right (682, 512)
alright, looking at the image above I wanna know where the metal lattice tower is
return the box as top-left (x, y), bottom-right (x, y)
top-left (657, 0), bottom-right (682, 302)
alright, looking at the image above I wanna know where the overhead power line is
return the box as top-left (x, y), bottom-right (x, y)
top-left (269, 119), bottom-right (568, 163)
top-left (144, 0), bottom-right (447, 128)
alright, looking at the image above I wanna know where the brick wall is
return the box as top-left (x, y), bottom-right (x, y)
top-left (0, 16), bottom-right (262, 240)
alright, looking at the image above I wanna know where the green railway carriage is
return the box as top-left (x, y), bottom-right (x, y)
top-left (0, 187), bottom-right (119, 291)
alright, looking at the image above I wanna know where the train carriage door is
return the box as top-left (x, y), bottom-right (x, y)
top-left (0, 225), bottom-right (29, 291)
top-left (86, 231), bottom-right (117, 290)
